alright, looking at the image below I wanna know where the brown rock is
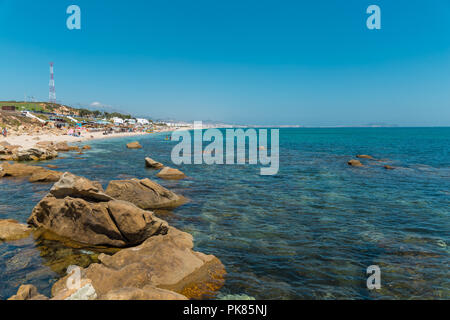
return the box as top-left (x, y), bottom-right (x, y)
top-left (145, 157), bottom-right (164, 169)
top-left (27, 173), bottom-right (169, 247)
top-left (157, 167), bottom-right (186, 180)
top-left (47, 164), bottom-right (59, 169)
top-left (82, 145), bottom-right (92, 150)
top-left (0, 162), bottom-right (44, 177)
top-left (55, 141), bottom-right (70, 152)
top-left (356, 155), bottom-right (374, 159)
top-left (105, 178), bottom-right (186, 210)
top-left (0, 219), bottom-right (32, 241)
top-left (68, 146), bottom-right (81, 152)
top-left (384, 165), bottom-right (395, 170)
top-left (126, 142), bottom-right (142, 149)
top-left (348, 160), bottom-right (363, 167)
top-left (35, 141), bottom-right (55, 150)
top-left (48, 172), bottom-right (112, 201)
top-left (8, 285), bottom-right (49, 300)
top-left (29, 169), bottom-right (63, 183)
top-left (102, 286), bottom-right (187, 300)
top-left (51, 227), bottom-right (225, 300)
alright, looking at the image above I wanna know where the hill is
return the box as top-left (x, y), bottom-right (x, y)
top-left (0, 101), bottom-right (133, 120)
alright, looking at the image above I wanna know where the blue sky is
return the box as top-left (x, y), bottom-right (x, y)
top-left (0, 0), bottom-right (449, 126)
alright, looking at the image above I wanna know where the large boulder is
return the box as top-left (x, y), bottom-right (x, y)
top-left (126, 142), bottom-right (142, 149)
top-left (51, 227), bottom-right (225, 300)
top-left (105, 178), bottom-right (186, 210)
top-left (0, 219), bottom-right (32, 241)
top-left (47, 172), bottom-right (112, 201)
top-left (27, 173), bottom-right (169, 247)
top-left (157, 167), bottom-right (186, 180)
top-left (145, 157), bottom-right (164, 169)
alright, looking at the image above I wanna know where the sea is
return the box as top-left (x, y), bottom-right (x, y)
top-left (0, 127), bottom-right (449, 300)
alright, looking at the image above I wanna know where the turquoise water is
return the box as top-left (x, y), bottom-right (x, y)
top-left (0, 127), bottom-right (449, 299)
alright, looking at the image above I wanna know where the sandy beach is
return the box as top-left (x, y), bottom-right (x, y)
top-left (0, 130), bottom-right (154, 150)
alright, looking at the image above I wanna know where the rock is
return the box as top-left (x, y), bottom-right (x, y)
top-left (102, 286), bottom-right (187, 300)
top-left (51, 227), bottom-right (225, 300)
top-left (356, 155), bottom-right (374, 159)
top-left (48, 172), bottom-right (112, 202)
top-left (105, 178), bottom-right (186, 210)
top-left (35, 141), bottom-right (55, 150)
top-left (82, 145), bottom-right (92, 150)
top-left (68, 146), bottom-right (81, 152)
top-left (47, 164), bottom-right (59, 169)
top-left (0, 162), bottom-right (61, 182)
top-left (157, 167), bottom-right (186, 180)
top-left (0, 219), bottom-right (32, 241)
top-left (29, 169), bottom-right (63, 183)
top-left (348, 160), bottom-right (363, 167)
top-left (52, 277), bottom-right (98, 300)
top-left (55, 142), bottom-right (70, 152)
top-left (384, 165), bottom-right (395, 170)
top-left (0, 162), bottom-right (44, 177)
top-left (6, 147), bottom-right (59, 162)
top-left (28, 173), bottom-right (169, 247)
top-left (126, 142), bottom-right (142, 149)
top-left (145, 157), bottom-right (164, 169)
top-left (8, 285), bottom-right (49, 300)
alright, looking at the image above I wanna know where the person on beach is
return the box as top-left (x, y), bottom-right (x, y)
top-left (2, 127), bottom-right (7, 137)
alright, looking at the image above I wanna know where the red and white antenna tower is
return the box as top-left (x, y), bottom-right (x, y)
top-left (49, 62), bottom-right (56, 103)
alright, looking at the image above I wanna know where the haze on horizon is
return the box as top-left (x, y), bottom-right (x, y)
top-left (0, 0), bottom-right (449, 127)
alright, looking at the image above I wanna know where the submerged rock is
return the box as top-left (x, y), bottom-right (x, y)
top-left (0, 162), bottom-right (62, 183)
top-left (157, 167), bottom-right (186, 180)
top-left (348, 160), bottom-right (363, 167)
top-left (51, 227), bottom-right (225, 300)
top-left (28, 173), bottom-right (169, 247)
top-left (384, 165), bottom-right (395, 170)
top-left (105, 178), bottom-right (186, 210)
top-left (356, 155), bottom-right (374, 159)
top-left (29, 169), bottom-right (63, 183)
top-left (126, 142), bottom-right (142, 149)
top-left (145, 157), bottom-right (164, 169)
top-left (0, 219), bottom-right (32, 241)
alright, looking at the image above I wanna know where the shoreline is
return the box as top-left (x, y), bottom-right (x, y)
top-left (0, 130), bottom-right (173, 150)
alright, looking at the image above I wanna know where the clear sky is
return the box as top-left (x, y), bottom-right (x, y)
top-left (0, 0), bottom-right (449, 126)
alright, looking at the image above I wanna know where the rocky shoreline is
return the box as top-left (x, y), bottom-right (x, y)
top-left (0, 141), bottom-right (224, 301)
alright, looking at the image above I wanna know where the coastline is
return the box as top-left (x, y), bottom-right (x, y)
top-left (0, 130), bottom-right (169, 150)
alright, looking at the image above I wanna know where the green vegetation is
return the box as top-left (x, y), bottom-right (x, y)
top-left (0, 101), bottom-right (144, 122)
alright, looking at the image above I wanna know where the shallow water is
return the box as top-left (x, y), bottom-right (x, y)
top-left (0, 127), bottom-right (449, 299)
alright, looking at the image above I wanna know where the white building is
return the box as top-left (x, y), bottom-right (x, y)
top-left (112, 117), bottom-right (124, 125)
top-left (136, 118), bottom-right (150, 126)
top-left (125, 119), bottom-right (136, 125)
